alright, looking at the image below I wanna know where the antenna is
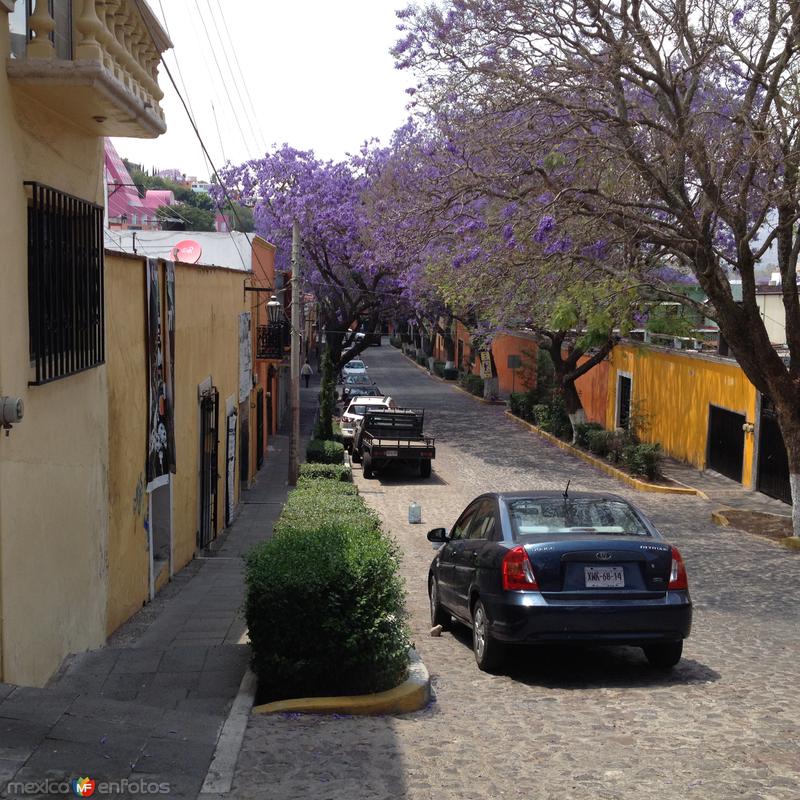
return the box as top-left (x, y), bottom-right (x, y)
top-left (563, 480), bottom-right (570, 499)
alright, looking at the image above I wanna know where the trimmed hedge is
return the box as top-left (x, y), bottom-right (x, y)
top-left (443, 367), bottom-right (459, 380)
top-left (432, 361), bottom-right (445, 378)
top-left (306, 438), bottom-right (345, 464)
top-left (298, 463), bottom-right (352, 482)
top-left (623, 442), bottom-right (663, 480)
top-left (574, 421), bottom-right (604, 449)
top-left (245, 478), bottom-right (410, 701)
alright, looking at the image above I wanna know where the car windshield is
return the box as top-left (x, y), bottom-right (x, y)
top-left (346, 361), bottom-right (365, 370)
top-left (346, 375), bottom-right (371, 384)
top-left (507, 498), bottom-right (650, 538)
top-left (348, 402), bottom-right (382, 416)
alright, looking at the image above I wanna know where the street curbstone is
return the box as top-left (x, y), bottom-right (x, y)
top-left (504, 411), bottom-right (701, 496)
top-left (252, 648), bottom-right (431, 717)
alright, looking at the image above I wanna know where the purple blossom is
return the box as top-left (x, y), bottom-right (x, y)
top-left (543, 236), bottom-right (572, 255)
top-left (533, 215), bottom-right (556, 243)
top-left (502, 224), bottom-right (514, 241)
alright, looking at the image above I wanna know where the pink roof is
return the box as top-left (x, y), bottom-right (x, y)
top-left (105, 139), bottom-right (175, 221)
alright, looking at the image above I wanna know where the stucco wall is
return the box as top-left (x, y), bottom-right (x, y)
top-left (605, 344), bottom-right (758, 484)
top-left (0, 26), bottom-right (109, 685)
top-left (105, 254), bottom-right (250, 635)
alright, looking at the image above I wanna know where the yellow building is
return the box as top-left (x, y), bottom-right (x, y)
top-left (0, 1), bottom-right (173, 686)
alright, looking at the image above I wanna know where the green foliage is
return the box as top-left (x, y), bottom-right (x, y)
top-left (586, 429), bottom-right (616, 458)
top-left (622, 443), bottom-right (663, 480)
top-left (459, 372), bottom-right (484, 396)
top-left (574, 421), bottom-right (604, 448)
top-left (314, 349), bottom-right (335, 440)
top-left (298, 463), bottom-right (352, 482)
top-left (245, 478), bottom-right (410, 701)
top-left (432, 361), bottom-right (445, 377)
top-left (296, 476), bottom-right (359, 495)
top-left (416, 354), bottom-right (428, 366)
top-left (536, 349), bottom-right (556, 397)
top-left (645, 304), bottom-right (696, 338)
top-left (531, 395), bottom-right (571, 439)
top-left (443, 367), bottom-right (459, 380)
top-left (305, 439), bottom-right (345, 464)
top-left (157, 203), bottom-right (215, 232)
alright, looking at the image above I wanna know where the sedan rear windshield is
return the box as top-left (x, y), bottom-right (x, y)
top-left (347, 403), bottom-right (383, 416)
top-left (346, 361), bottom-right (365, 369)
top-left (346, 375), bottom-right (371, 384)
top-left (507, 498), bottom-right (650, 538)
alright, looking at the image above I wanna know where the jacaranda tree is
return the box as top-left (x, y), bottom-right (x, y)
top-left (397, 0), bottom-right (800, 534)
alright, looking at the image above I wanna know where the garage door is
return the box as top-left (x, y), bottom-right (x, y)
top-left (707, 405), bottom-right (745, 483)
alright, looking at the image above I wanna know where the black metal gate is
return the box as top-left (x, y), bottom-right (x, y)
top-left (617, 375), bottom-right (632, 429)
top-left (199, 388), bottom-right (219, 548)
top-left (707, 405), bottom-right (745, 482)
top-left (256, 386), bottom-right (264, 469)
top-left (757, 396), bottom-right (791, 504)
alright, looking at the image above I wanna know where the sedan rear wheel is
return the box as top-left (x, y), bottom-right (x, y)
top-left (363, 453), bottom-right (374, 479)
top-left (429, 576), bottom-right (451, 630)
top-left (643, 641), bottom-right (683, 669)
top-left (472, 600), bottom-right (504, 672)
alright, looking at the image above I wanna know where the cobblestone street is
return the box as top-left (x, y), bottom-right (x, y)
top-left (230, 344), bottom-right (800, 800)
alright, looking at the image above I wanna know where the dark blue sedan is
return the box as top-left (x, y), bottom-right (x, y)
top-left (427, 491), bottom-right (692, 672)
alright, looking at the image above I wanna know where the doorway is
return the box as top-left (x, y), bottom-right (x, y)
top-left (616, 373), bottom-right (632, 429)
top-left (757, 396), bottom-right (791, 504)
top-left (199, 386), bottom-right (219, 548)
top-left (707, 405), bottom-right (745, 482)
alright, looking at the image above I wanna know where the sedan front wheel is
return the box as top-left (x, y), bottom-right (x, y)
top-left (472, 599), bottom-right (504, 673)
top-left (429, 577), bottom-right (451, 630)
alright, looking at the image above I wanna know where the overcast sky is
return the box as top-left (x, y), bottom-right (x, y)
top-left (113, 0), bottom-right (411, 179)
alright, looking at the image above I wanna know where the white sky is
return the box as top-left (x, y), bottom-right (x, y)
top-left (113, 0), bottom-right (411, 179)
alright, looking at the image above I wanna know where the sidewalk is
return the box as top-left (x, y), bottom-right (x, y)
top-left (0, 377), bottom-right (317, 799)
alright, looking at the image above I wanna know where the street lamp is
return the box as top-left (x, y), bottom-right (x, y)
top-left (267, 295), bottom-right (282, 324)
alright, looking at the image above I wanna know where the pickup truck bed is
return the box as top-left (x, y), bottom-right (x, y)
top-left (355, 409), bottom-right (436, 479)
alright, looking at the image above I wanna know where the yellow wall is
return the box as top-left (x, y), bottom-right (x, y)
top-left (606, 344), bottom-right (758, 485)
top-left (0, 24), bottom-right (109, 685)
top-left (105, 254), bottom-right (251, 633)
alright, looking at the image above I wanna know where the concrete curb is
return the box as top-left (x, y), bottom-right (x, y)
top-left (710, 507), bottom-right (800, 551)
top-left (252, 648), bottom-right (431, 717)
top-left (504, 411), bottom-right (702, 496)
top-left (398, 351), bottom-right (506, 404)
top-left (711, 509), bottom-right (731, 527)
top-left (199, 669), bottom-right (258, 796)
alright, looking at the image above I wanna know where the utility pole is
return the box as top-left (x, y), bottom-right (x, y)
top-left (288, 220), bottom-right (301, 486)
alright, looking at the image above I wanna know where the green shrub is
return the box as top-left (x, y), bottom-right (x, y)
top-left (443, 367), bottom-right (459, 380)
top-left (460, 373), bottom-right (484, 396)
top-left (587, 429), bottom-right (615, 457)
top-left (416, 354), bottom-right (428, 366)
top-left (432, 361), bottom-right (445, 377)
top-left (306, 439), bottom-right (345, 464)
top-left (245, 481), bottom-right (409, 701)
top-left (623, 442), bottom-right (663, 480)
top-left (508, 392), bottom-right (526, 417)
top-left (295, 476), bottom-right (358, 495)
top-left (331, 420), bottom-right (345, 445)
top-left (574, 421), bottom-right (604, 449)
top-left (298, 463), bottom-right (352, 482)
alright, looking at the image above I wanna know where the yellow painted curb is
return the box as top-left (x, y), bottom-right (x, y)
top-left (253, 649), bottom-right (431, 717)
top-left (504, 411), bottom-right (701, 496)
top-left (711, 510), bottom-right (731, 527)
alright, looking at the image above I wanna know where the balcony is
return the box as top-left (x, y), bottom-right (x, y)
top-left (6, 0), bottom-right (171, 138)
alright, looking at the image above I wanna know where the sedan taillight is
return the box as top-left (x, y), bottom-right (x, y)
top-left (668, 546), bottom-right (688, 590)
top-left (502, 546), bottom-right (539, 591)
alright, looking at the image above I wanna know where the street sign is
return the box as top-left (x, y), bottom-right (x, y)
top-left (479, 351), bottom-right (493, 380)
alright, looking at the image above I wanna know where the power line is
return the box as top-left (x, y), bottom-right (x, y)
top-left (204, 0), bottom-right (263, 156)
top-left (215, 0), bottom-right (268, 153)
top-left (192, 0), bottom-right (256, 157)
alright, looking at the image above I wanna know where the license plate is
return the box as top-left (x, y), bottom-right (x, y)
top-left (384, 450), bottom-right (398, 457)
top-left (584, 566), bottom-right (625, 588)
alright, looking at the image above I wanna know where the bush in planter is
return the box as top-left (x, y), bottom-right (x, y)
top-left (623, 442), bottom-right (663, 480)
top-left (574, 421), bottom-right (604, 449)
top-left (443, 367), bottom-right (459, 380)
top-left (298, 463), bottom-right (352, 482)
top-left (416, 354), bottom-right (428, 366)
top-left (296, 476), bottom-right (358, 495)
top-left (245, 483), bottom-right (409, 701)
top-left (459, 373), bottom-right (484, 396)
top-left (586, 429), bottom-right (615, 457)
top-left (432, 361), bottom-right (445, 377)
top-left (306, 438), bottom-right (345, 464)
top-left (508, 392), bottom-right (526, 417)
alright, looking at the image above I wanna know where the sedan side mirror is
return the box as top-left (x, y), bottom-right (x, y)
top-left (427, 527), bottom-right (448, 543)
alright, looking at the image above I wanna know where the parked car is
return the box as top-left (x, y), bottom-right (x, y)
top-left (341, 359), bottom-right (368, 379)
top-left (427, 491), bottom-right (691, 672)
top-left (343, 373), bottom-right (374, 386)
top-left (340, 396), bottom-right (394, 446)
top-left (341, 384), bottom-right (383, 404)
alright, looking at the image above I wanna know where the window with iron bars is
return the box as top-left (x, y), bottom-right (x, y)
top-left (26, 181), bottom-right (105, 385)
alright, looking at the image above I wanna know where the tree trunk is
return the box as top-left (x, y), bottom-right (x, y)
top-left (775, 399), bottom-right (800, 537)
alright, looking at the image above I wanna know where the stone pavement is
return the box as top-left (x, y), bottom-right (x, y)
top-left (228, 342), bottom-right (800, 800)
top-left (0, 375), bottom-right (317, 800)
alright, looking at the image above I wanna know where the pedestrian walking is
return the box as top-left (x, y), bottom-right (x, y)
top-left (300, 359), bottom-right (313, 388)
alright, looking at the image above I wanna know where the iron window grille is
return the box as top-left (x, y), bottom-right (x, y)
top-left (26, 181), bottom-right (105, 385)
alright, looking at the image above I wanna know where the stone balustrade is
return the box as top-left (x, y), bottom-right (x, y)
top-left (10, 0), bottom-right (172, 138)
